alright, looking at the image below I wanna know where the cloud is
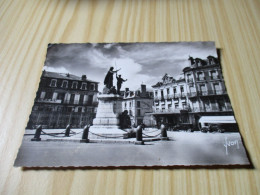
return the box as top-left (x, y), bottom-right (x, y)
top-left (44, 42), bottom-right (217, 91)
top-left (43, 66), bottom-right (70, 74)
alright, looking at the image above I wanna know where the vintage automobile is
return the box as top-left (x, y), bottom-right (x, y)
top-left (199, 116), bottom-right (238, 133)
top-left (171, 123), bottom-right (194, 132)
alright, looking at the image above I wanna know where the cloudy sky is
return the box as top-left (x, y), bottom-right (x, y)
top-left (43, 42), bottom-right (217, 91)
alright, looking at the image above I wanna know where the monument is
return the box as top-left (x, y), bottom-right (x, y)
top-left (89, 67), bottom-right (129, 139)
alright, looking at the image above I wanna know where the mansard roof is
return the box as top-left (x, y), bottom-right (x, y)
top-left (42, 71), bottom-right (99, 83)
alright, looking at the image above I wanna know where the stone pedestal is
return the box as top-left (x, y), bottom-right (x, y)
top-left (89, 94), bottom-right (127, 139)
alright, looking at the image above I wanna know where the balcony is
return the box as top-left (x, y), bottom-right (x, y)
top-left (165, 94), bottom-right (174, 100)
top-left (187, 92), bottom-right (197, 97)
top-left (187, 90), bottom-right (227, 98)
top-left (210, 75), bottom-right (220, 80)
top-left (197, 77), bottom-right (206, 81)
top-left (191, 106), bottom-right (233, 112)
top-left (198, 90), bottom-right (227, 96)
top-left (153, 108), bottom-right (181, 114)
top-left (37, 99), bottom-right (62, 104)
top-left (154, 96), bottom-right (166, 101)
top-left (180, 93), bottom-right (186, 98)
top-left (187, 78), bottom-right (194, 83)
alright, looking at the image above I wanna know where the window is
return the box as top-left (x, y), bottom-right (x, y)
top-left (50, 79), bottom-right (57, 87)
top-left (70, 94), bottom-right (75, 104)
top-left (125, 102), bottom-right (127, 108)
top-left (175, 103), bottom-right (179, 108)
top-left (129, 102), bottom-right (132, 107)
top-left (167, 88), bottom-right (170, 94)
top-left (196, 60), bottom-right (201, 67)
top-left (210, 70), bottom-right (218, 79)
top-left (45, 92), bottom-right (52, 100)
top-left (78, 107), bottom-right (82, 113)
top-left (81, 83), bottom-right (87, 90)
top-left (197, 72), bottom-right (204, 81)
top-left (187, 74), bottom-right (193, 82)
top-left (90, 84), bottom-right (95, 91)
top-left (213, 83), bottom-right (221, 94)
top-left (40, 91), bottom-right (46, 99)
top-left (180, 86), bottom-right (184, 93)
top-left (88, 95), bottom-right (93, 104)
top-left (173, 87), bottom-right (177, 98)
top-left (199, 84), bottom-right (207, 95)
top-left (79, 95), bottom-right (84, 104)
top-left (155, 90), bottom-right (158, 96)
top-left (129, 110), bottom-right (132, 115)
top-left (137, 101), bottom-right (140, 108)
top-left (72, 81), bottom-right (78, 89)
top-left (137, 109), bottom-right (141, 116)
top-left (61, 80), bottom-right (68, 88)
top-left (161, 90), bottom-right (164, 98)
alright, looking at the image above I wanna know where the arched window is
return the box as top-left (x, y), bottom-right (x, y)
top-left (72, 81), bottom-right (78, 89)
top-left (61, 80), bottom-right (68, 88)
top-left (50, 79), bottom-right (57, 87)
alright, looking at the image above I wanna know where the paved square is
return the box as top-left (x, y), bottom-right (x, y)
top-left (14, 131), bottom-right (250, 167)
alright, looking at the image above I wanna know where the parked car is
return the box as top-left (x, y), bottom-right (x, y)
top-left (199, 116), bottom-right (238, 133)
top-left (172, 123), bottom-right (194, 132)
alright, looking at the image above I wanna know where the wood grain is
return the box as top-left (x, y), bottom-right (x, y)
top-left (0, 0), bottom-right (259, 194)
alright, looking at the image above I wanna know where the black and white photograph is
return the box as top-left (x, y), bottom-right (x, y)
top-left (14, 42), bottom-right (250, 167)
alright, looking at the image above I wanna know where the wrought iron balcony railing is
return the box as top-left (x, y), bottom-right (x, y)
top-left (191, 105), bottom-right (233, 112)
top-left (187, 78), bottom-right (194, 83)
top-left (210, 75), bottom-right (220, 80)
top-left (187, 90), bottom-right (227, 97)
top-left (197, 77), bottom-right (206, 81)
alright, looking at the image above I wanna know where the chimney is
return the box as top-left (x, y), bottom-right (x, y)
top-left (141, 84), bottom-right (146, 95)
top-left (82, 75), bottom-right (87, 80)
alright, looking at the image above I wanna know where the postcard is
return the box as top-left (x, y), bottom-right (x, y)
top-left (14, 42), bottom-right (250, 167)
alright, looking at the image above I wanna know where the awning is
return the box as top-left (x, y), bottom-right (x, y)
top-left (199, 116), bottom-right (236, 124)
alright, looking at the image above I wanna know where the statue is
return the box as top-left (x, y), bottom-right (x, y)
top-left (116, 74), bottom-right (127, 95)
top-left (104, 67), bottom-right (121, 90)
top-left (108, 86), bottom-right (117, 94)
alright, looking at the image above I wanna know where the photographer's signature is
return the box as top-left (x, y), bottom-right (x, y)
top-left (224, 137), bottom-right (239, 155)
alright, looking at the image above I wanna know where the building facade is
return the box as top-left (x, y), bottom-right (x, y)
top-left (152, 55), bottom-right (234, 130)
top-left (152, 74), bottom-right (190, 127)
top-left (26, 71), bottom-right (99, 129)
top-left (121, 85), bottom-right (154, 126)
top-left (184, 56), bottom-right (233, 129)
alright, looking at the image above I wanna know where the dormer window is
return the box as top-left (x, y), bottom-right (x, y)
top-left (61, 80), bottom-right (68, 88)
top-left (72, 81), bottom-right (78, 89)
top-left (90, 83), bottom-right (95, 91)
top-left (81, 82), bottom-right (87, 90)
top-left (196, 60), bottom-right (201, 67)
top-left (50, 79), bottom-right (57, 87)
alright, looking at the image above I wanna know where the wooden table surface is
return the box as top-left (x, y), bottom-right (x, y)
top-left (0, 0), bottom-right (259, 194)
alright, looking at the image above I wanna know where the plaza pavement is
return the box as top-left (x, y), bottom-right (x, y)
top-left (14, 129), bottom-right (250, 167)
